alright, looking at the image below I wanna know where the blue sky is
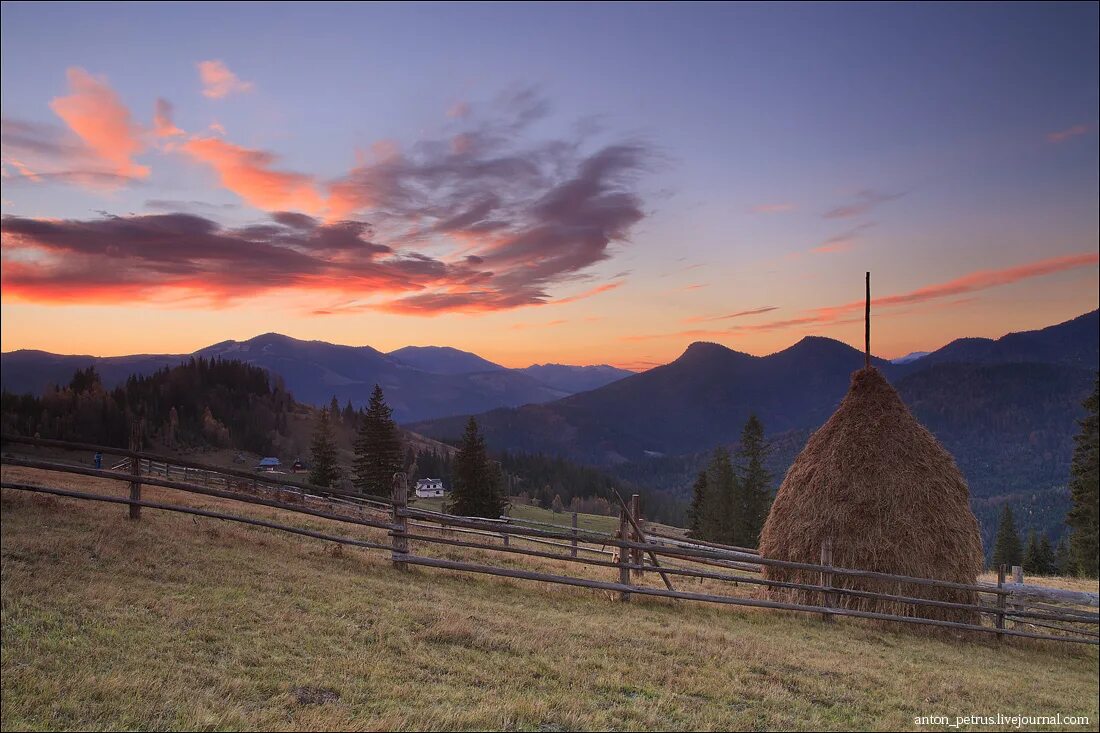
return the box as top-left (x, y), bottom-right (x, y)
top-left (1, 2), bottom-right (1097, 367)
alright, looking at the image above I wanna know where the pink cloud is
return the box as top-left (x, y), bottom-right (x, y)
top-left (749, 203), bottom-right (795, 214)
top-left (683, 306), bottom-right (779, 324)
top-left (181, 137), bottom-right (326, 214)
top-left (198, 60), bottom-right (254, 99)
top-left (49, 67), bottom-right (148, 178)
top-left (1046, 124), bottom-right (1090, 144)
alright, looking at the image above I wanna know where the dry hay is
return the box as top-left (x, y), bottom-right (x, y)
top-left (757, 367), bottom-right (984, 622)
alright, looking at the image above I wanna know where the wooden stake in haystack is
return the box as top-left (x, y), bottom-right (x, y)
top-left (865, 271), bottom-right (871, 369)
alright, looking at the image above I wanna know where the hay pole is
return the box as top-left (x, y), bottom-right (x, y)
top-left (1, 482), bottom-right (392, 552)
top-left (865, 271), bottom-right (871, 368)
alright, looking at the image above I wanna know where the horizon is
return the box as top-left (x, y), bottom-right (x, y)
top-left (2, 3), bottom-right (1098, 371)
top-left (2, 306), bottom-right (1094, 371)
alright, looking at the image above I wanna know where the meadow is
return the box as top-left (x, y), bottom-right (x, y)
top-left (1, 465), bottom-right (1097, 731)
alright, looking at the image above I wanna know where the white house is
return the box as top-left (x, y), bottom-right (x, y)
top-left (415, 478), bottom-right (446, 498)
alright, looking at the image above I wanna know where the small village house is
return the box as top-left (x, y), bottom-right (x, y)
top-left (415, 478), bottom-right (446, 498)
top-left (256, 457), bottom-right (282, 473)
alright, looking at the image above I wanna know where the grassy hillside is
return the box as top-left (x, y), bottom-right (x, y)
top-left (2, 466), bottom-right (1097, 731)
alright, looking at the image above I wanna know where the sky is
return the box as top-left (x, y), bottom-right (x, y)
top-left (1, 2), bottom-right (1097, 370)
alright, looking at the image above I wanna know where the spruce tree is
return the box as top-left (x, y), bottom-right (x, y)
top-left (1054, 537), bottom-right (1073, 576)
top-left (1037, 534), bottom-right (1056, 576)
top-left (1023, 530), bottom-right (1043, 575)
top-left (992, 505), bottom-right (1023, 570)
top-left (353, 385), bottom-right (403, 496)
top-left (735, 414), bottom-right (772, 547)
top-left (447, 417), bottom-right (507, 518)
top-left (687, 470), bottom-right (708, 538)
top-left (703, 447), bottom-right (739, 545)
top-left (1067, 376), bottom-right (1099, 578)
top-left (308, 407), bottom-right (340, 487)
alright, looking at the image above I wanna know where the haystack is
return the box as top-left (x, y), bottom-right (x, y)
top-left (757, 366), bottom-right (984, 622)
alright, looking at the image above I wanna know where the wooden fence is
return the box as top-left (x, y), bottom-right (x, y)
top-left (2, 434), bottom-right (1097, 646)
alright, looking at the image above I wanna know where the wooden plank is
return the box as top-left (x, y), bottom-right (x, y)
top-left (0, 456), bottom-right (396, 531)
top-left (820, 537), bottom-right (834, 622)
top-left (1003, 582), bottom-right (1099, 607)
top-left (571, 512), bottom-right (578, 559)
top-left (618, 508), bottom-right (631, 601)
top-left (996, 565), bottom-right (1007, 640)
top-left (612, 490), bottom-right (677, 593)
top-left (403, 506), bottom-right (1008, 597)
top-left (398, 554), bottom-right (1097, 645)
top-left (392, 472), bottom-right (408, 571)
top-left (128, 428), bottom-right (141, 521)
top-left (2, 482), bottom-right (391, 552)
top-left (0, 433), bottom-right (391, 505)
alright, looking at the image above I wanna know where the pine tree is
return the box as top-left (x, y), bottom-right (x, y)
top-left (308, 407), bottom-right (340, 487)
top-left (329, 395), bottom-right (340, 421)
top-left (1067, 375), bottom-right (1099, 578)
top-left (735, 414), bottom-right (772, 547)
top-left (702, 447), bottom-right (739, 545)
top-left (551, 494), bottom-right (565, 513)
top-left (447, 417), bottom-right (507, 518)
top-left (1037, 535), bottom-right (1056, 576)
top-left (1054, 537), bottom-right (1073, 576)
top-left (353, 385), bottom-right (403, 496)
top-left (992, 505), bottom-right (1023, 570)
top-left (687, 470), bottom-right (708, 538)
top-left (1023, 530), bottom-right (1043, 575)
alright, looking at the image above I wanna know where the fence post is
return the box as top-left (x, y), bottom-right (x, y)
top-left (502, 506), bottom-right (510, 547)
top-left (128, 426), bottom-right (141, 520)
top-left (391, 472), bottom-right (408, 571)
top-left (819, 537), bottom-right (834, 622)
top-left (630, 494), bottom-right (643, 579)
top-left (1012, 565), bottom-right (1023, 585)
top-left (618, 508), bottom-right (631, 602)
top-left (996, 564), bottom-right (1006, 640)
top-left (571, 512), bottom-right (578, 558)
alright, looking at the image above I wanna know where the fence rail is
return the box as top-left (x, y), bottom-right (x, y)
top-left (2, 434), bottom-right (1096, 646)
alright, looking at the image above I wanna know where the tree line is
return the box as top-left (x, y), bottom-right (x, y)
top-left (991, 375), bottom-right (1098, 578)
top-left (0, 359), bottom-right (292, 454)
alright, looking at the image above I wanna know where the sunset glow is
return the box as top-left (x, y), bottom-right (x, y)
top-left (2, 3), bottom-right (1097, 367)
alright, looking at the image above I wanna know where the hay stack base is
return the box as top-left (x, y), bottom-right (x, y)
top-left (758, 367), bottom-right (983, 622)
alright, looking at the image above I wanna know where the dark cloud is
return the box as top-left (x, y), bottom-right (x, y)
top-left (1, 211), bottom-right (433, 302)
top-left (4, 89), bottom-right (654, 314)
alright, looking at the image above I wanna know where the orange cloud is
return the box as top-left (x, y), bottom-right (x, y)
top-left (1046, 124), bottom-right (1090, 144)
top-left (181, 137), bottom-right (325, 214)
top-left (49, 67), bottom-right (148, 178)
top-left (198, 60), bottom-right (254, 99)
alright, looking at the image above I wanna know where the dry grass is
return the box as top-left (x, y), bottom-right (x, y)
top-left (2, 465), bottom-right (1097, 731)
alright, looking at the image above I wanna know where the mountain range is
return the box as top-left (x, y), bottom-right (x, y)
top-left (0, 334), bottom-right (634, 423)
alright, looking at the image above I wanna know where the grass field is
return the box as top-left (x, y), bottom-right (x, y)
top-left (2, 465), bottom-right (1097, 731)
